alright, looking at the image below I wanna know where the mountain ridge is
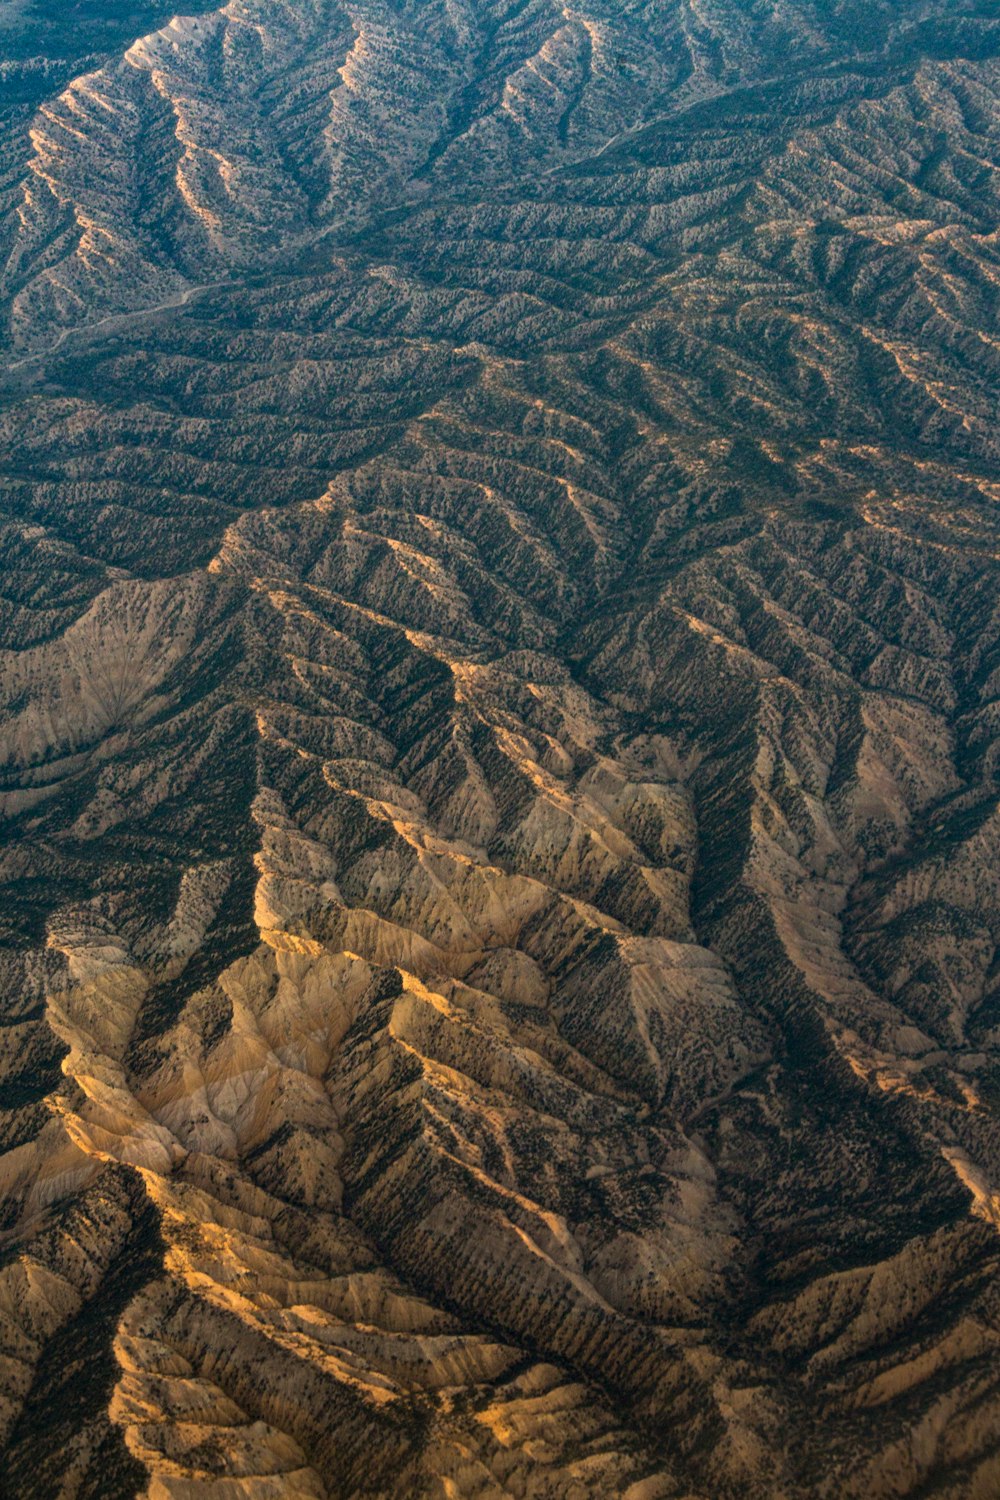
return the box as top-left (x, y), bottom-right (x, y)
top-left (1, 1), bottom-right (999, 1495)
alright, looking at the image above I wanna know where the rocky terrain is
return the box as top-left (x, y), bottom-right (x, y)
top-left (0, 0), bottom-right (1000, 1494)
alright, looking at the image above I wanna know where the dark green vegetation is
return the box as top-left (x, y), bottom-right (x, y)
top-left (0, 0), bottom-right (999, 1495)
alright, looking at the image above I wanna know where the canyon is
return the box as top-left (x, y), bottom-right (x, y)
top-left (1, 0), bottom-right (1000, 1494)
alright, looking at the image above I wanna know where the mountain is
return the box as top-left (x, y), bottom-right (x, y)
top-left (1, 0), bottom-right (999, 1495)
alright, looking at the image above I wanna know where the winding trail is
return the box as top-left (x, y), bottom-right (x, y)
top-left (4, 279), bottom-right (231, 374)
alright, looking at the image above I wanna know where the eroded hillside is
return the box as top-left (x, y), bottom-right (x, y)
top-left (1, 0), bottom-right (1000, 1495)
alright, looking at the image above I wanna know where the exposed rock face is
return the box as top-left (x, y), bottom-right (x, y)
top-left (1, 0), bottom-right (1000, 1495)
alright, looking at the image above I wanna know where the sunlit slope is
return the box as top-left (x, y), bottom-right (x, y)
top-left (1, 1), bottom-right (1000, 1496)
